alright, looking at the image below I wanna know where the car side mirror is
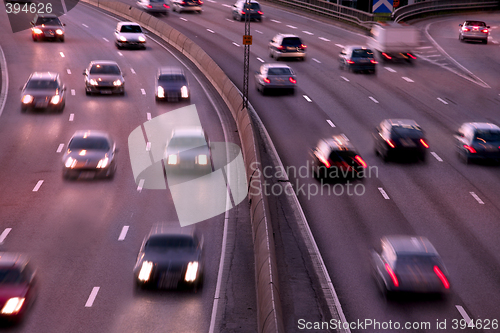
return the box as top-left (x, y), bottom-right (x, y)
top-left (122, 73), bottom-right (126, 77)
top-left (459, 24), bottom-right (462, 27)
top-left (30, 22), bottom-right (34, 26)
top-left (63, 23), bottom-right (66, 26)
top-left (455, 131), bottom-right (463, 137)
top-left (83, 70), bottom-right (87, 75)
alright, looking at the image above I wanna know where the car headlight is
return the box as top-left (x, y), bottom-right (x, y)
top-left (138, 36), bottom-right (146, 42)
top-left (138, 261), bottom-right (153, 282)
top-left (167, 154), bottom-right (178, 165)
top-left (197, 154), bottom-right (208, 165)
top-left (1, 297), bottom-right (25, 315)
top-left (50, 95), bottom-right (61, 105)
top-left (157, 86), bottom-right (165, 98)
top-left (65, 157), bottom-right (77, 168)
top-left (89, 79), bottom-right (98, 86)
top-left (113, 80), bottom-right (122, 86)
top-left (119, 36), bottom-right (127, 42)
top-left (185, 261), bottom-right (199, 282)
top-left (22, 95), bottom-right (34, 104)
top-left (180, 86), bottom-right (189, 99)
top-left (55, 29), bottom-right (64, 35)
top-left (96, 157), bottom-right (109, 169)
top-left (33, 28), bottom-right (43, 34)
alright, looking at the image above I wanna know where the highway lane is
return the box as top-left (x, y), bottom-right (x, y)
top-left (135, 2), bottom-right (500, 331)
top-left (0, 4), bottom-right (256, 332)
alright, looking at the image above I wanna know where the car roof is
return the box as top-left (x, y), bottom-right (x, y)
top-left (384, 119), bottom-right (421, 128)
top-left (117, 21), bottom-right (141, 27)
top-left (71, 130), bottom-right (112, 140)
top-left (148, 223), bottom-right (196, 238)
top-left (90, 60), bottom-right (120, 66)
top-left (36, 14), bottom-right (59, 18)
top-left (158, 66), bottom-right (185, 75)
top-left (262, 63), bottom-right (292, 69)
top-left (462, 122), bottom-right (500, 131)
top-left (345, 45), bottom-right (371, 51)
top-left (171, 127), bottom-right (206, 138)
top-left (0, 253), bottom-right (30, 268)
top-left (277, 33), bottom-right (301, 38)
top-left (383, 235), bottom-right (439, 256)
top-left (29, 72), bottom-right (58, 80)
top-left (319, 135), bottom-right (356, 152)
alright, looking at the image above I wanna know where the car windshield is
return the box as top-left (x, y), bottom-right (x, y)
top-left (395, 255), bottom-right (441, 269)
top-left (352, 49), bottom-right (374, 58)
top-left (36, 18), bottom-right (61, 25)
top-left (120, 25), bottom-right (143, 33)
top-left (145, 236), bottom-right (195, 251)
top-left (391, 126), bottom-right (423, 139)
top-left (159, 74), bottom-right (187, 83)
top-left (0, 268), bottom-right (23, 284)
top-left (282, 37), bottom-right (302, 47)
top-left (474, 130), bottom-right (500, 143)
top-left (26, 79), bottom-right (58, 90)
top-left (169, 135), bottom-right (206, 149)
top-left (329, 150), bottom-right (358, 163)
top-left (244, 3), bottom-right (260, 9)
top-left (89, 64), bottom-right (121, 75)
top-left (267, 67), bottom-right (292, 75)
top-left (465, 21), bottom-right (486, 27)
top-left (69, 137), bottom-right (110, 150)
top-left (149, 0), bottom-right (164, 3)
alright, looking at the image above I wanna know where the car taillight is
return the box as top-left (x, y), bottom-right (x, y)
top-left (462, 27), bottom-right (470, 32)
top-left (482, 29), bottom-right (488, 33)
top-left (385, 263), bottom-right (399, 287)
top-left (198, 0), bottom-right (203, 4)
top-left (147, 4), bottom-right (152, 8)
top-left (354, 155), bottom-right (367, 168)
top-left (241, 10), bottom-right (246, 14)
top-left (370, 59), bottom-right (378, 64)
top-left (433, 266), bottom-right (450, 289)
top-left (464, 145), bottom-right (476, 153)
top-left (258, 11), bottom-right (263, 14)
top-left (386, 139), bottom-right (396, 148)
top-left (407, 53), bottom-right (417, 60)
top-left (420, 138), bottom-right (429, 148)
top-left (277, 45), bottom-right (285, 50)
top-left (346, 60), bottom-right (355, 64)
top-left (382, 52), bottom-right (392, 60)
top-left (289, 77), bottom-right (296, 84)
top-left (318, 155), bottom-right (331, 168)
top-left (163, 4), bottom-right (169, 7)
top-left (263, 78), bottom-right (270, 83)
top-left (300, 44), bottom-right (307, 49)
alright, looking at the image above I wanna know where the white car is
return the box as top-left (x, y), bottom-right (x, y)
top-left (114, 22), bottom-right (147, 49)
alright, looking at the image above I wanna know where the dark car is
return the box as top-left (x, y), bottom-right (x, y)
top-left (459, 20), bottom-right (489, 44)
top-left (269, 33), bottom-right (306, 61)
top-left (255, 63), bottom-right (296, 95)
top-left (30, 14), bottom-right (65, 42)
top-left (83, 61), bottom-right (125, 95)
top-left (0, 253), bottom-right (37, 323)
top-left (371, 236), bottom-right (450, 296)
top-left (134, 225), bottom-right (204, 290)
top-left (20, 72), bottom-right (66, 113)
top-left (171, 0), bottom-right (202, 13)
top-left (232, 0), bottom-right (262, 21)
top-left (373, 119), bottom-right (429, 162)
top-left (137, 0), bottom-right (169, 15)
top-left (310, 135), bottom-right (367, 180)
top-left (339, 45), bottom-right (377, 74)
top-left (455, 122), bottom-right (500, 164)
top-left (155, 67), bottom-right (190, 102)
top-left (62, 130), bottom-right (117, 180)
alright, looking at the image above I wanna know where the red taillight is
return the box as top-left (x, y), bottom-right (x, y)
top-left (163, 3), bottom-right (169, 7)
top-left (258, 11), bottom-right (263, 14)
top-left (385, 263), bottom-right (399, 287)
top-left (382, 52), bottom-right (392, 60)
top-left (241, 10), bottom-right (246, 14)
top-left (407, 53), bottom-right (417, 60)
top-left (370, 59), bottom-right (378, 64)
top-left (289, 77), bottom-right (296, 84)
top-left (420, 138), bottom-right (429, 148)
top-left (277, 45), bottom-right (285, 50)
top-left (346, 60), bottom-right (355, 64)
top-left (198, 0), bottom-right (203, 3)
top-left (318, 155), bottom-right (331, 169)
top-left (386, 139), bottom-right (396, 148)
top-left (354, 155), bottom-right (367, 168)
top-left (147, 4), bottom-right (152, 8)
top-left (434, 266), bottom-right (450, 289)
top-left (482, 29), bottom-right (488, 33)
top-left (300, 44), bottom-right (307, 49)
top-left (462, 28), bottom-right (470, 32)
top-left (464, 145), bottom-right (476, 153)
top-left (263, 78), bottom-right (270, 84)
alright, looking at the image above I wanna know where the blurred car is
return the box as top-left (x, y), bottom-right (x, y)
top-left (155, 66), bottom-right (190, 102)
top-left (137, 0), bottom-right (169, 15)
top-left (269, 33), bottom-right (306, 61)
top-left (255, 63), bottom-right (296, 95)
top-left (310, 135), bottom-right (367, 180)
top-left (459, 20), bottom-right (489, 44)
top-left (62, 130), bottom-right (117, 180)
top-left (373, 119), bottom-right (428, 162)
top-left (339, 45), bottom-right (377, 74)
top-left (114, 22), bottom-right (147, 49)
top-left (455, 122), bottom-right (500, 164)
top-left (83, 60), bottom-right (125, 95)
top-left (133, 225), bottom-right (204, 290)
top-left (20, 72), bottom-right (66, 113)
top-left (232, 0), bottom-right (262, 21)
top-left (163, 127), bottom-right (212, 175)
top-left (0, 253), bottom-right (37, 322)
top-left (371, 235), bottom-right (450, 296)
top-left (30, 14), bottom-right (65, 42)
top-left (171, 0), bottom-right (202, 13)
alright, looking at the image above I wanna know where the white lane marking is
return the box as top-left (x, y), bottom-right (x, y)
top-left (492, 40), bottom-right (499, 44)
top-left (302, 30), bottom-right (313, 35)
top-left (225, 18), bottom-right (233, 22)
top-left (0, 228), bottom-right (12, 244)
top-left (59, 52), bottom-right (65, 57)
top-left (470, 192), bottom-right (484, 205)
top-left (147, 112), bottom-right (151, 121)
top-left (384, 67), bottom-right (396, 73)
top-left (335, 43), bottom-right (344, 48)
top-left (137, 179), bottom-right (145, 192)
top-left (456, 305), bottom-right (474, 326)
top-left (103, 38), bottom-right (109, 42)
top-left (141, 89), bottom-right (146, 95)
top-left (257, 57), bottom-right (265, 63)
top-left (312, 58), bottom-right (321, 63)
top-left (402, 77), bottom-right (414, 82)
top-left (340, 76), bottom-right (349, 82)
top-left (378, 187), bottom-right (390, 200)
top-left (131, 68), bottom-right (136, 74)
top-left (207, 29), bottom-right (215, 33)
top-left (426, 54), bottom-right (441, 58)
top-left (66, 69), bottom-right (71, 75)
top-left (369, 96), bottom-right (379, 103)
top-left (326, 120), bottom-right (335, 128)
top-left (57, 143), bottom-right (64, 153)
top-left (430, 152), bottom-right (443, 162)
top-left (117, 52), bottom-right (123, 57)
top-left (416, 46), bottom-right (433, 49)
top-left (221, 3), bottom-right (231, 7)
top-left (318, 37), bottom-right (330, 42)
top-left (71, 89), bottom-right (75, 96)
top-left (286, 25), bottom-right (297, 29)
top-left (303, 95), bottom-right (312, 102)
top-left (146, 142), bottom-right (151, 151)
top-left (254, 30), bottom-right (263, 34)
top-left (180, 17), bottom-right (188, 21)
top-left (69, 113), bottom-right (74, 121)
top-left (85, 287), bottom-right (100, 307)
top-left (437, 97), bottom-right (448, 105)
top-left (33, 180), bottom-right (44, 192)
top-left (271, 19), bottom-right (281, 23)
top-left (82, 23), bottom-right (89, 28)
top-left (232, 42), bottom-right (240, 47)
top-left (118, 226), bottom-right (129, 241)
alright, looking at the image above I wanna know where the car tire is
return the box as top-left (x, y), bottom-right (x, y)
top-left (269, 48), bottom-right (274, 58)
top-left (60, 36), bottom-right (65, 42)
top-left (85, 89), bottom-right (91, 96)
top-left (21, 106), bottom-right (27, 113)
top-left (32, 36), bottom-right (37, 42)
top-left (459, 150), bottom-right (470, 164)
top-left (289, 88), bottom-right (295, 95)
top-left (483, 39), bottom-right (488, 44)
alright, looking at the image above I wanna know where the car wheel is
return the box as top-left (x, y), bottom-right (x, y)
top-left (269, 48), bottom-right (274, 58)
top-left (60, 36), bottom-right (65, 42)
top-left (261, 87), bottom-right (267, 95)
top-left (459, 34), bottom-right (462, 41)
top-left (483, 39), bottom-right (488, 44)
top-left (21, 106), bottom-right (27, 113)
top-left (289, 88), bottom-right (295, 95)
top-left (32, 36), bottom-right (37, 42)
top-left (85, 88), bottom-right (91, 96)
top-left (459, 150), bottom-right (470, 164)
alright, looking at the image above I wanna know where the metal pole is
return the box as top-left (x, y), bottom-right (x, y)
top-left (242, 0), bottom-right (251, 111)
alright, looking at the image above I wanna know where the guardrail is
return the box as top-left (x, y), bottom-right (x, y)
top-left (393, 0), bottom-right (500, 22)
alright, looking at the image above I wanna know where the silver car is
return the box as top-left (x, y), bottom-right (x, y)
top-left (171, 0), bottom-right (202, 13)
top-left (459, 20), bottom-right (489, 44)
top-left (269, 33), bottom-right (306, 61)
top-left (137, 0), bottom-right (170, 14)
top-left (255, 63), bottom-right (296, 95)
top-left (83, 60), bottom-right (125, 95)
top-left (455, 122), bottom-right (500, 164)
top-left (21, 72), bottom-right (66, 113)
top-left (114, 22), bottom-right (147, 49)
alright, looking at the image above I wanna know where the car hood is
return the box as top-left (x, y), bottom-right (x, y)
top-left (22, 89), bottom-right (58, 97)
top-left (117, 32), bottom-right (146, 41)
top-left (0, 285), bottom-right (29, 304)
top-left (165, 145), bottom-right (209, 158)
top-left (64, 150), bottom-right (109, 161)
top-left (142, 250), bottom-right (200, 265)
top-left (158, 82), bottom-right (186, 91)
top-left (87, 74), bottom-right (123, 81)
top-left (35, 25), bottom-right (64, 30)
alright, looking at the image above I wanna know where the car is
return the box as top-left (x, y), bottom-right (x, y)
top-left (30, 14), bottom-right (65, 42)
top-left (155, 66), bottom-right (190, 102)
top-left (171, 0), bottom-right (202, 13)
top-left (373, 119), bottom-right (429, 162)
top-left (83, 60), bottom-right (125, 95)
top-left (269, 33), bottom-right (307, 61)
top-left (133, 224), bottom-right (204, 290)
top-left (137, 0), bottom-right (170, 15)
top-left (459, 20), bottom-right (489, 44)
top-left (20, 72), bottom-right (66, 113)
top-left (310, 135), bottom-right (367, 180)
top-left (0, 253), bottom-right (37, 323)
top-left (339, 45), bottom-right (377, 74)
top-left (163, 127), bottom-right (212, 175)
top-left (454, 122), bottom-right (500, 164)
top-left (255, 63), bottom-right (296, 95)
top-left (62, 130), bottom-right (117, 180)
top-left (371, 235), bottom-right (450, 296)
top-left (114, 22), bottom-right (147, 49)
top-left (232, 0), bottom-right (262, 21)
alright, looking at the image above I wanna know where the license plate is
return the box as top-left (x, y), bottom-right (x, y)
top-left (36, 101), bottom-right (48, 108)
top-left (286, 46), bottom-right (296, 51)
top-left (100, 90), bottom-right (112, 94)
top-left (44, 31), bottom-right (54, 37)
top-left (401, 139), bottom-right (416, 147)
top-left (360, 59), bottom-right (369, 63)
top-left (79, 171), bottom-right (95, 179)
